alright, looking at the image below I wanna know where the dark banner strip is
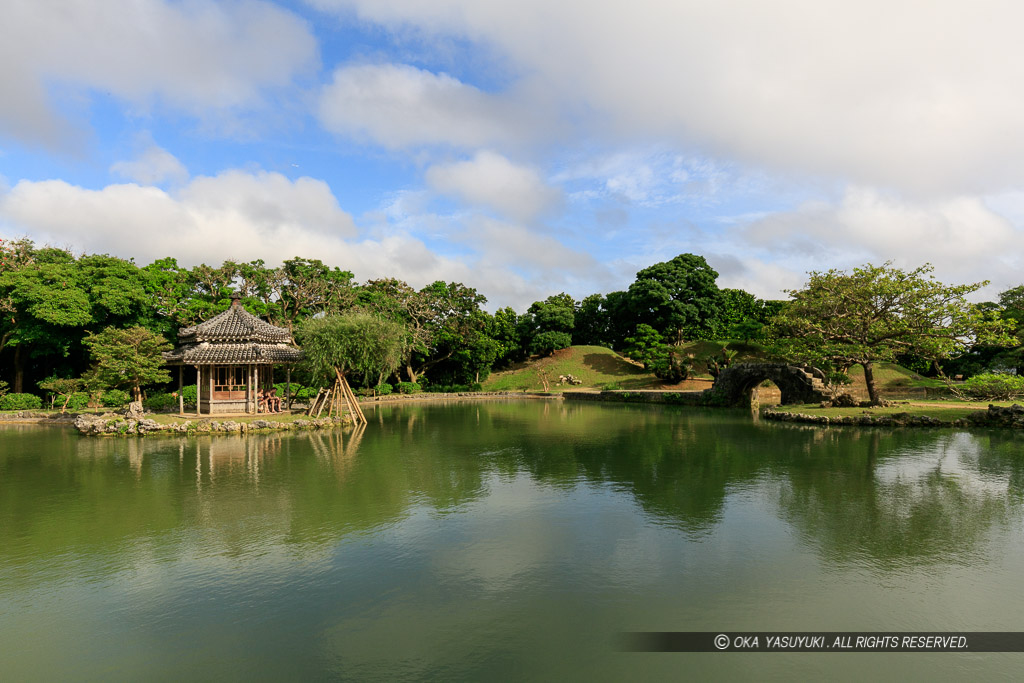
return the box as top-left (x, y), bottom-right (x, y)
top-left (620, 632), bottom-right (1024, 653)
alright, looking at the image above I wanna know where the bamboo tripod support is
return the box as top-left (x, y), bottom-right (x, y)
top-left (334, 370), bottom-right (367, 425)
top-left (306, 373), bottom-right (367, 426)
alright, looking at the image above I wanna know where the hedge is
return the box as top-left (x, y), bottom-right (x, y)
top-left (0, 393), bottom-right (43, 411)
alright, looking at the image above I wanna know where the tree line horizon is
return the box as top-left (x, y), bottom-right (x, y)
top-left (2, 235), bottom-right (1022, 406)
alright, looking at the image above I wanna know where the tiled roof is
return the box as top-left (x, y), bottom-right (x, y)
top-left (163, 342), bottom-right (303, 365)
top-left (177, 302), bottom-right (293, 344)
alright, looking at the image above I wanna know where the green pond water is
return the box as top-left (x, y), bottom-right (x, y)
top-left (3, 400), bottom-right (1024, 681)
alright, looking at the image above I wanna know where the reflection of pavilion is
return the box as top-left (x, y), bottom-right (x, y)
top-left (190, 435), bottom-right (284, 489)
top-left (163, 295), bottom-right (302, 415)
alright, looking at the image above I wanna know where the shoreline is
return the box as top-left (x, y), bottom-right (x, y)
top-left (0, 391), bottom-right (562, 435)
top-left (6, 391), bottom-right (1023, 434)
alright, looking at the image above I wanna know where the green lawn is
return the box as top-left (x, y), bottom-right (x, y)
top-left (770, 399), bottom-right (1021, 422)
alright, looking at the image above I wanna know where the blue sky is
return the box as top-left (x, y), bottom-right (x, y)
top-left (3, 0), bottom-right (1024, 310)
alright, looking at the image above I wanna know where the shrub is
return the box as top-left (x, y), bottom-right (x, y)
top-left (179, 384), bottom-right (197, 407)
top-left (960, 373), bottom-right (1024, 400)
top-left (143, 392), bottom-right (176, 412)
top-left (374, 383), bottom-right (393, 395)
top-left (396, 381), bottom-right (422, 394)
top-left (65, 392), bottom-right (91, 411)
top-left (291, 385), bottom-right (320, 402)
top-left (101, 389), bottom-right (131, 408)
top-left (0, 393), bottom-right (43, 411)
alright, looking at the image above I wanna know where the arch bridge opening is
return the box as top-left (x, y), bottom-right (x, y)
top-left (710, 363), bottom-right (831, 407)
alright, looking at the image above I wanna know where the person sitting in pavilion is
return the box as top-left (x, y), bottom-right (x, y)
top-left (267, 387), bottom-right (282, 413)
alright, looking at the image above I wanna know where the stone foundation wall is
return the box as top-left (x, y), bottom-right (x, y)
top-left (563, 390), bottom-right (724, 406)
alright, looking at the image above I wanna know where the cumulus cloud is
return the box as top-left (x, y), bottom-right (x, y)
top-left (425, 151), bottom-right (562, 222)
top-left (0, 171), bottom-right (357, 266)
top-left (741, 186), bottom-right (1024, 295)
top-left (317, 63), bottom-right (546, 149)
top-left (464, 216), bottom-right (600, 275)
top-left (310, 0), bottom-right (1024, 196)
top-left (0, 0), bottom-right (317, 146)
top-left (110, 145), bottom-right (189, 186)
top-left (0, 169), bottom-right (612, 311)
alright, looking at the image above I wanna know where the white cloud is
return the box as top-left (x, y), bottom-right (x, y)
top-left (741, 186), bottom-right (1024, 296)
top-left (0, 171), bottom-right (358, 266)
top-left (425, 151), bottom-right (561, 222)
top-left (110, 145), bottom-right (189, 186)
top-left (317, 63), bottom-right (544, 149)
top-left (312, 0), bottom-right (1024, 196)
top-left (0, 169), bottom-right (613, 311)
top-left (0, 0), bottom-right (317, 146)
top-left (465, 216), bottom-right (600, 276)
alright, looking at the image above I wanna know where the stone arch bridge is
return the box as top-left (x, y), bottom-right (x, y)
top-left (709, 363), bottom-right (830, 406)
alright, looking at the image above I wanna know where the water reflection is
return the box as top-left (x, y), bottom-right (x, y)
top-left (2, 405), bottom-right (1021, 578)
top-left (4, 407), bottom-right (1024, 680)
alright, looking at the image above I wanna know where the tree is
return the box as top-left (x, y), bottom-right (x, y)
top-left (779, 263), bottom-right (1015, 404)
top-left (83, 326), bottom-right (173, 402)
top-left (415, 281), bottom-right (489, 379)
top-left (621, 324), bottom-right (667, 368)
top-left (0, 245), bottom-right (93, 392)
top-left (295, 312), bottom-right (408, 388)
top-left (276, 257), bottom-right (356, 329)
top-left (986, 285), bottom-right (1024, 376)
top-left (38, 376), bottom-right (83, 413)
top-left (626, 253), bottom-right (723, 343)
top-left (521, 293), bottom-right (575, 356)
top-left (487, 307), bottom-right (526, 367)
top-left (360, 278), bottom-right (434, 382)
top-left (573, 293), bottom-right (609, 347)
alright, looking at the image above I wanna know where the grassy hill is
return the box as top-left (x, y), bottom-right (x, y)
top-left (482, 346), bottom-right (667, 392)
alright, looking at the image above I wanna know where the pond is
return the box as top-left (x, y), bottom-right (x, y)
top-left (2, 400), bottom-right (1024, 680)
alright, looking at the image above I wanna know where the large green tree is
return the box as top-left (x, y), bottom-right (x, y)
top-left (83, 326), bottom-right (173, 402)
top-left (779, 263), bottom-right (1014, 404)
top-left (0, 245), bottom-right (93, 392)
top-left (520, 293), bottom-right (575, 356)
top-left (360, 278), bottom-right (487, 382)
top-left (626, 253), bottom-right (723, 343)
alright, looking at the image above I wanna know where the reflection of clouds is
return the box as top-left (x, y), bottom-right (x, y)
top-left (428, 477), bottom-right (557, 592)
top-left (873, 433), bottom-right (1010, 498)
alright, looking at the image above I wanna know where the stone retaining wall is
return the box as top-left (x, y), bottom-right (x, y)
top-left (563, 390), bottom-right (720, 406)
top-left (74, 413), bottom-right (352, 436)
top-left (357, 391), bottom-right (557, 404)
top-left (0, 411), bottom-right (77, 424)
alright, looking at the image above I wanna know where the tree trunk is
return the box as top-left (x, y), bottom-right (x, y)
top-left (13, 343), bottom-right (23, 393)
top-left (405, 362), bottom-right (418, 384)
top-left (863, 360), bottom-right (881, 405)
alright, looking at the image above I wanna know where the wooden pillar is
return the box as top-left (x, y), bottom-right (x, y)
top-left (208, 366), bottom-right (214, 415)
top-left (195, 366), bottom-right (201, 416)
top-left (286, 367), bottom-right (291, 412)
top-left (178, 366), bottom-right (184, 415)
